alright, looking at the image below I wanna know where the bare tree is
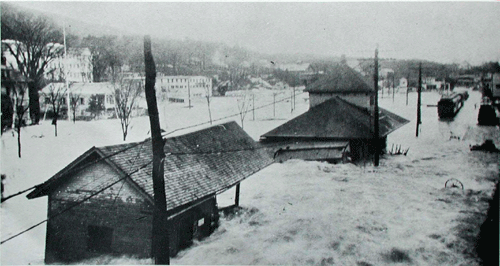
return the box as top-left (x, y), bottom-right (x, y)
top-left (112, 76), bottom-right (143, 141)
top-left (237, 91), bottom-right (252, 129)
top-left (203, 79), bottom-right (213, 125)
top-left (69, 88), bottom-right (82, 124)
top-left (1, 5), bottom-right (64, 124)
top-left (6, 70), bottom-right (30, 158)
top-left (43, 83), bottom-right (68, 136)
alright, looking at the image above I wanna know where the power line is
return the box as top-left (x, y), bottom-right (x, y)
top-left (75, 137), bottom-right (149, 194)
top-left (162, 91), bottom-right (307, 137)
top-left (0, 135), bottom-right (277, 245)
top-left (1, 139), bottom-right (150, 203)
top-left (2, 91), bottom-right (305, 203)
top-left (0, 158), bottom-right (154, 245)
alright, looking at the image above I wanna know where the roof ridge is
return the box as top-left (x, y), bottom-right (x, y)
top-left (96, 139), bottom-right (149, 151)
top-left (166, 121), bottom-right (236, 141)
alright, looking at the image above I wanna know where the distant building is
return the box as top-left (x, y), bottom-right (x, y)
top-left (1, 49), bottom-right (30, 130)
top-left (110, 74), bottom-right (212, 103)
top-left (379, 68), bottom-right (394, 78)
top-left (40, 82), bottom-right (117, 119)
top-left (1, 40), bottom-right (20, 70)
top-left (27, 121), bottom-right (272, 263)
top-left (423, 77), bottom-right (445, 90)
top-left (305, 64), bottom-right (374, 109)
top-left (398, 77), bottom-right (408, 88)
top-left (260, 63), bottom-right (409, 163)
top-left (46, 48), bottom-right (93, 83)
top-left (276, 62), bottom-right (311, 72)
top-left (156, 75), bottom-right (212, 102)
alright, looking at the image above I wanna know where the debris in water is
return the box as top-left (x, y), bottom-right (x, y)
top-left (470, 139), bottom-right (500, 152)
top-left (445, 178), bottom-right (464, 190)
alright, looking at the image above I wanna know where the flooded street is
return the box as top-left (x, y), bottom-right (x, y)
top-left (1, 89), bottom-right (498, 265)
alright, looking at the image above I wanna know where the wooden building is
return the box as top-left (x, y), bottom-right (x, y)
top-left (260, 63), bottom-right (409, 163)
top-left (27, 121), bottom-right (272, 263)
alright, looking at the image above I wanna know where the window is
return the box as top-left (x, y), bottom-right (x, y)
top-left (80, 98), bottom-right (85, 105)
top-left (87, 225), bottom-right (113, 253)
top-left (106, 95), bottom-right (114, 104)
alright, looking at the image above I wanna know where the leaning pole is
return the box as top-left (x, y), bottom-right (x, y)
top-left (144, 35), bottom-right (170, 265)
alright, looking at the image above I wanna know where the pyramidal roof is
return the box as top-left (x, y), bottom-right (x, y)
top-left (260, 97), bottom-right (409, 140)
top-left (305, 63), bottom-right (374, 93)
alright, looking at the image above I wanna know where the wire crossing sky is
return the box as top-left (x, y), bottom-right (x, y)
top-left (7, 1), bottom-right (500, 65)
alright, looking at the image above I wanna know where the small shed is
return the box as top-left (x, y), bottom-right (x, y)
top-left (27, 121), bottom-right (272, 263)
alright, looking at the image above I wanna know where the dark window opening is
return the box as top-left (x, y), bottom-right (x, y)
top-left (87, 225), bottom-right (113, 253)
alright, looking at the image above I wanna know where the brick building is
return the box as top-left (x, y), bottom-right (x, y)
top-left (27, 121), bottom-right (272, 263)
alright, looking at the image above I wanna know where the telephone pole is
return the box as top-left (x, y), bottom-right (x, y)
top-left (406, 73), bottom-right (410, 106)
top-left (63, 21), bottom-right (71, 122)
top-left (273, 92), bottom-right (276, 118)
top-left (416, 62), bottom-right (422, 137)
top-left (188, 79), bottom-right (192, 109)
top-left (392, 73), bottom-right (395, 102)
top-left (373, 47), bottom-right (380, 167)
top-left (144, 35), bottom-right (169, 265)
top-left (252, 94), bottom-right (255, 121)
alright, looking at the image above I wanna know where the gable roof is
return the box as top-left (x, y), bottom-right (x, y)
top-left (304, 63), bottom-right (373, 93)
top-left (28, 121), bottom-right (272, 211)
top-left (260, 97), bottom-right (409, 140)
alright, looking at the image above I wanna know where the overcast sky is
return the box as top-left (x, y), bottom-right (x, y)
top-left (9, 1), bottom-right (500, 65)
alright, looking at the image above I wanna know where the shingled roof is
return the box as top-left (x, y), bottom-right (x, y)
top-left (260, 97), bottom-right (409, 140)
top-left (304, 63), bottom-right (374, 93)
top-left (28, 121), bottom-right (272, 211)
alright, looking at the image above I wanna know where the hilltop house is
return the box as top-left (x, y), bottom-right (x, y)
top-left (27, 121), bottom-right (272, 263)
top-left (260, 63), bottom-right (409, 163)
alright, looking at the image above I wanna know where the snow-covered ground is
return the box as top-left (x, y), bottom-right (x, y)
top-left (1, 89), bottom-right (498, 265)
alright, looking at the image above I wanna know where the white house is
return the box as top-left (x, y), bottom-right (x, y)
top-left (1, 40), bottom-right (91, 83)
top-left (40, 82), bottom-right (114, 119)
top-left (46, 48), bottom-right (93, 83)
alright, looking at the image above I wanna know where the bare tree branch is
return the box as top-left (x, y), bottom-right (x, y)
top-left (112, 75), bottom-right (143, 141)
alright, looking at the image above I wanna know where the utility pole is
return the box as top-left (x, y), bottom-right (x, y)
top-left (144, 35), bottom-right (169, 265)
top-left (273, 92), bottom-right (276, 118)
top-left (188, 79), bottom-right (191, 109)
top-left (293, 86), bottom-right (296, 110)
top-left (235, 183), bottom-right (240, 206)
top-left (392, 73), bottom-right (395, 102)
top-left (416, 62), bottom-right (422, 137)
top-left (63, 21), bottom-right (71, 122)
top-left (406, 73), bottom-right (410, 106)
top-left (252, 93), bottom-right (255, 121)
top-left (373, 47), bottom-right (380, 167)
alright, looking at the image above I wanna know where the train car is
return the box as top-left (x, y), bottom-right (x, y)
top-left (437, 93), bottom-right (464, 118)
